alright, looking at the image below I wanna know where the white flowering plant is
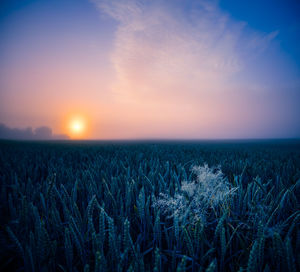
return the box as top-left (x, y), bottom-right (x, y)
top-left (153, 164), bottom-right (238, 224)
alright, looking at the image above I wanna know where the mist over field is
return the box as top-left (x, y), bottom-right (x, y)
top-left (0, 123), bottom-right (69, 140)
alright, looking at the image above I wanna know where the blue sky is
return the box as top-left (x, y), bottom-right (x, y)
top-left (220, 0), bottom-right (300, 68)
top-left (0, 0), bottom-right (299, 139)
top-left (1, 0), bottom-right (299, 68)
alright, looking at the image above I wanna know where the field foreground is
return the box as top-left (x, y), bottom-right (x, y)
top-left (0, 140), bottom-right (299, 271)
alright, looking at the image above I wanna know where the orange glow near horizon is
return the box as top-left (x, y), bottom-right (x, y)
top-left (64, 113), bottom-right (91, 139)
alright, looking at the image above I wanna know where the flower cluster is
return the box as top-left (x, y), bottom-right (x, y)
top-left (153, 164), bottom-right (237, 223)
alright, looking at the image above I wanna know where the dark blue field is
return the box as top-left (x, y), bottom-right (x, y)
top-left (0, 140), bottom-right (299, 271)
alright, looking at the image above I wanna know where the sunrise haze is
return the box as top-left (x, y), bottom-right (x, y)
top-left (1, 0), bottom-right (300, 139)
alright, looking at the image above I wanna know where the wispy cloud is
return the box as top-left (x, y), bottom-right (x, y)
top-left (91, 0), bottom-right (299, 138)
top-left (94, 0), bottom-right (276, 97)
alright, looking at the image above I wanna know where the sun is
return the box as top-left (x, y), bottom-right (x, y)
top-left (67, 116), bottom-right (87, 139)
top-left (70, 119), bottom-right (84, 133)
top-left (62, 110), bottom-right (91, 139)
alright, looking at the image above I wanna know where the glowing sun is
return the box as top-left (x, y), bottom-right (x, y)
top-left (70, 119), bottom-right (84, 132)
top-left (67, 116), bottom-right (87, 138)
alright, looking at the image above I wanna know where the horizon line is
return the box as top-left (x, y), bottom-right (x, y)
top-left (1, 137), bottom-right (300, 142)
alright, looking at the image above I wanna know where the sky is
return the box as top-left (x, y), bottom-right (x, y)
top-left (0, 0), bottom-right (300, 139)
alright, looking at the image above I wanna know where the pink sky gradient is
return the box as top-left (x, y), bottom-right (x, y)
top-left (0, 0), bottom-right (299, 139)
